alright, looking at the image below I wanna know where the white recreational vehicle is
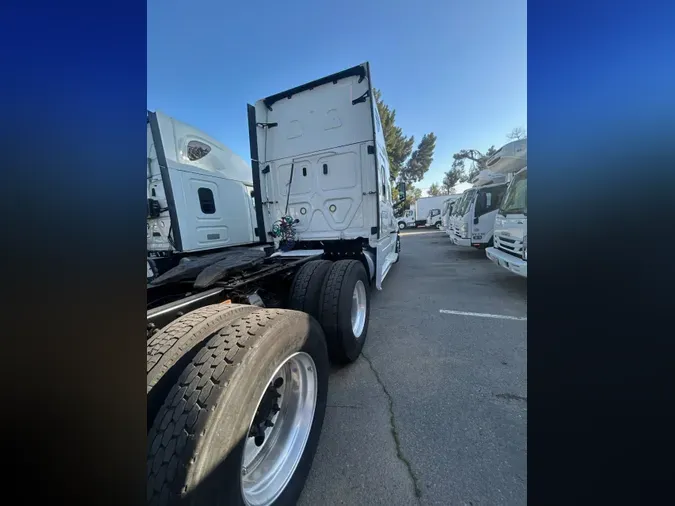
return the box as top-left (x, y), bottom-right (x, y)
top-left (485, 139), bottom-right (527, 277)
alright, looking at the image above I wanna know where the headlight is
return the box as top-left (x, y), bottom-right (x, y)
top-left (460, 223), bottom-right (468, 238)
top-left (522, 235), bottom-right (527, 260)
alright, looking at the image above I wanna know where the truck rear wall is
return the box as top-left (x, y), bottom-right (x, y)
top-left (251, 64), bottom-right (384, 243)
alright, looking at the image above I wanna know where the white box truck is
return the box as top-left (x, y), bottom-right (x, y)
top-left (396, 195), bottom-right (453, 229)
top-left (485, 139), bottom-right (527, 277)
top-left (447, 170), bottom-right (508, 249)
top-left (146, 63), bottom-right (402, 506)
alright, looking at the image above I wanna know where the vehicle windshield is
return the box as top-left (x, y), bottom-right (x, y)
top-left (451, 194), bottom-right (466, 216)
top-left (455, 190), bottom-right (476, 217)
top-left (499, 168), bottom-right (527, 216)
top-left (475, 183), bottom-right (508, 216)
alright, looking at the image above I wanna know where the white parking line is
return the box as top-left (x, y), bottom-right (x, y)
top-left (401, 230), bottom-right (444, 236)
top-left (439, 309), bottom-right (527, 321)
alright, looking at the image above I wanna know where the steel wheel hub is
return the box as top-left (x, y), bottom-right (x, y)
top-left (241, 352), bottom-right (317, 506)
top-left (351, 280), bottom-right (367, 338)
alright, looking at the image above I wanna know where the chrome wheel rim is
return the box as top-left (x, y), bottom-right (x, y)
top-left (241, 352), bottom-right (317, 506)
top-left (351, 280), bottom-right (367, 338)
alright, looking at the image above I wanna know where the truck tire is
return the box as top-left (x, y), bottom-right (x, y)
top-left (435, 222), bottom-right (442, 229)
top-left (318, 259), bottom-right (370, 364)
top-left (147, 309), bottom-right (329, 506)
top-left (397, 221), bottom-right (406, 230)
top-left (288, 259), bottom-right (332, 320)
top-left (147, 304), bottom-right (263, 427)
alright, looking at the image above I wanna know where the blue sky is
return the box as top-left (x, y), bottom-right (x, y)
top-left (148, 0), bottom-right (526, 193)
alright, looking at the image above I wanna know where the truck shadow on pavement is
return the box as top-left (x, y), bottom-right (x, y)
top-left (489, 273), bottom-right (527, 301)
top-left (439, 245), bottom-right (528, 301)
top-left (445, 247), bottom-right (491, 260)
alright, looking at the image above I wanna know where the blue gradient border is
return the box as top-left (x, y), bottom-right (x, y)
top-left (2, 2), bottom-right (147, 506)
top-left (529, 1), bottom-right (674, 504)
top-left (2, 0), bottom-right (674, 504)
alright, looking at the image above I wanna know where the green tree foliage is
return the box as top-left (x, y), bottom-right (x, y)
top-left (452, 145), bottom-right (498, 182)
top-left (374, 88), bottom-right (436, 213)
top-left (403, 132), bottom-right (437, 183)
top-left (427, 183), bottom-right (441, 196)
top-left (437, 127), bottom-right (523, 193)
top-left (410, 185), bottom-right (423, 206)
top-left (442, 163), bottom-right (465, 194)
top-left (393, 182), bottom-right (423, 212)
top-left (373, 89), bottom-right (414, 182)
top-left (373, 89), bottom-right (436, 184)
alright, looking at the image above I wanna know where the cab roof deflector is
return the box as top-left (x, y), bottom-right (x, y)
top-left (262, 64), bottom-right (367, 110)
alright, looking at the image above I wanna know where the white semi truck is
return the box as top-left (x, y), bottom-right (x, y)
top-left (447, 170), bottom-right (508, 249)
top-left (485, 139), bottom-right (527, 277)
top-left (146, 63), bottom-right (401, 506)
top-left (146, 110), bottom-right (258, 280)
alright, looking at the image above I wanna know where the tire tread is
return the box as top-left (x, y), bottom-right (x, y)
top-left (288, 260), bottom-right (332, 318)
top-left (319, 260), bottom-right (366, 363)
top-left (147, 304), bottom-right (261, 392)
top-left (147, 309), bottom-right (293, 506)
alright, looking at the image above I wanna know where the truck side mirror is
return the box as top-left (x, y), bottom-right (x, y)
top-left (397, 181), bottom-right (406, 201)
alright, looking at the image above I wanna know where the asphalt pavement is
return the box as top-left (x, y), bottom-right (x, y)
top-left (298, 228), bottom-right (527, 506)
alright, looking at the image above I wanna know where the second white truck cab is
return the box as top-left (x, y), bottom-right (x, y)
top-left (447, 191), bottom-right (466, 239)
top-left (396, 209), bottom-right (416, 229)
top-left (485, 139), bottom-right (527, 277)
top-left (428, 195), bottom-right (460, 229)
top-left (440, 197), bottom-right (458, 232)
top-left (425, 208), bottom-right (442, 228)
top-left (448, 172), bottom-right (508, 249)
top-left (146, 110), bottom-right (258, 278)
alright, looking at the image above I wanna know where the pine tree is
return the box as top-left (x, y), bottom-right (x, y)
top-left (373, 89), bottom-right (414, 182)
top-left (402, 132), bottom-right (437, 183)
top-left (373, 88), bottom-right (436, 210)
